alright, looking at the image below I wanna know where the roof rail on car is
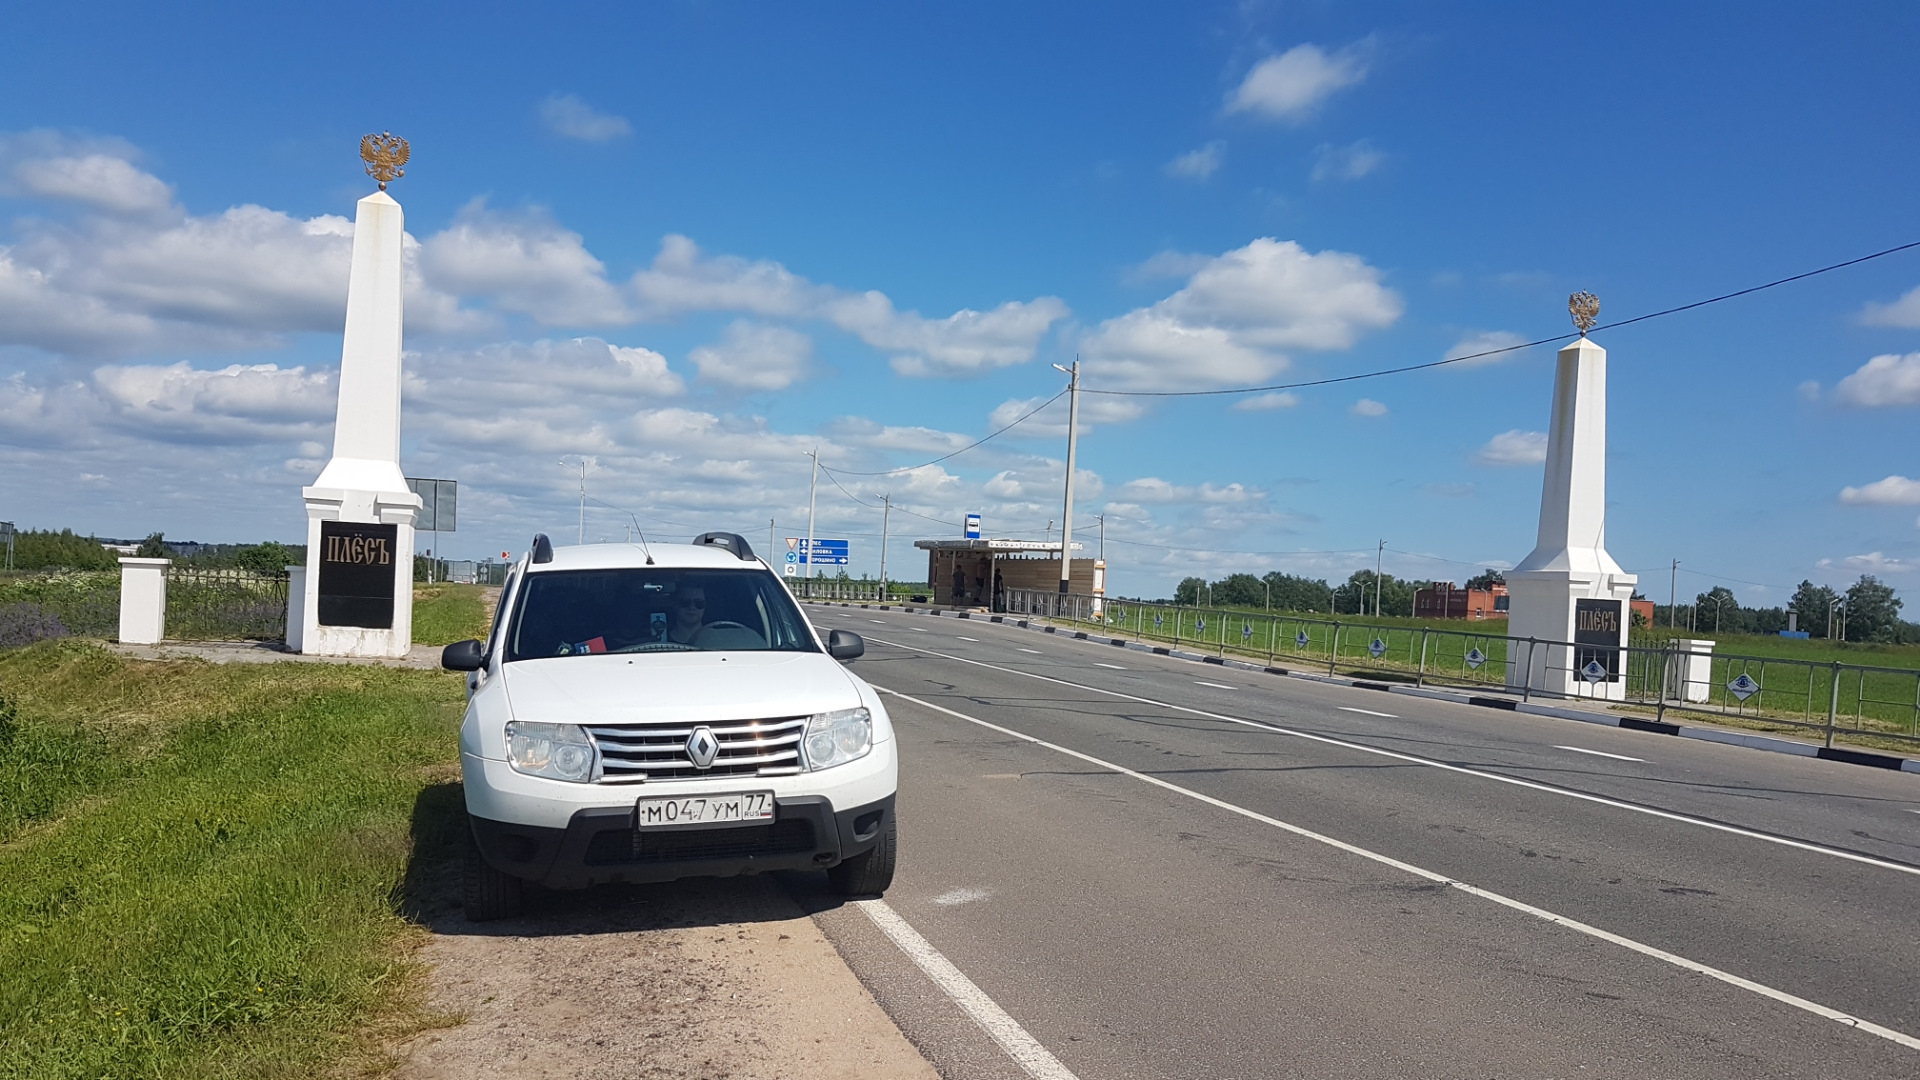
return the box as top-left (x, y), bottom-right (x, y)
top-left (691, 531), bottom-right (756, 561)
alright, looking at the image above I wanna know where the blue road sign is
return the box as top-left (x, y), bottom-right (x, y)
top-left (965, 514), bottom-right (981, 540)
top-left (784, 538), bottom-right (850, 565)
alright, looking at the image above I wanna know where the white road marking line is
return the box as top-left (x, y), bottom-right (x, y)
top-left (1195, 681), bottom-right (1237, 690)
top-left (932, 886), bottom-right (994, 906)
top-left (1095, 662), bottom-right (1127, 670)
top-left (1339, 706), bottom-right (1398, 718)
top-left (958, 636), bottom-right (980, 642)
top-left (875, 685), bottom-right (1920, 1054)
top-left (910, 627), bottom-right (928, 633)
top-left (1907, 810), bottom-right (1920, 815)
top-left (857, 898), bottom-right (1081, 1080)
top-left (1557, 745), bottom-right (1646, 762)
top-left (1018, 648), bottom-right (1042, 654)
top-left (864, 636), bottom-right (1920, 880)
top-left (870, 619), bottom-right (887, 624)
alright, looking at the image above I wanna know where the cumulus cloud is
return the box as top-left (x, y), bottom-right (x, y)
top-left (541, 93), bottom-right (633, 142)
top-left (1081, 237), bottom-right (1400, 392)
top-left (1230, 391), bottom-right (1300, 412)
top-left (1858, 285), bottom-right (1920, 328)
top-left (1116, 477), bottom-right (1260, 504)
top-left (1225, 42), bottom-right (1372, 123)
top-left (420, 201), bottom-right (634, 326)
top-left (1310, 139), bottom-right (1383, 182)
top-left (1165, 142), bottom-right (1225, 180)
top-left (1350, 398), bottom-right (1387, 417)
top-left (689, 321), bottom-right (812, 390)
top-left (1443, 330), bottom-right (1529, 367)
top-left (15, 153), bottom-right (175, 215)
top-left (986, 392), bottom-right (1144, 438)
top-left (1839, 475), bottom-right (1920, 506)
top-left (630, 235), bottom-right (1067, 377)
top-left (1474, 429), bottom-right (1548, 465)
top-left (1832, 352), bottom-right (1920, 407)
top-left (1817, 552), bottom-right (1916, 575)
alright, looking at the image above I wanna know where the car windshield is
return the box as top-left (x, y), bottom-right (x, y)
top-left (504, 568), bottom-right (817, 661)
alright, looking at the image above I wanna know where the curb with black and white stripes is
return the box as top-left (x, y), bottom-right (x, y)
top-left (808, 600), bottom-right (1920, 776)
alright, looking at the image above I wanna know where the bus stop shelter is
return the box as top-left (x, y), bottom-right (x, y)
top-left (914, 538), bottom-right (1104, 610)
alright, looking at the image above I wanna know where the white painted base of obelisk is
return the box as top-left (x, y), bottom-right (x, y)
top-left (301, 476), bottom-right (419, 659)
top-left (1505, 570), bottom-right (1638, 700)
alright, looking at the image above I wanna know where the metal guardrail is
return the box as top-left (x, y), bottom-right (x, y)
top-left (789, 579), bottom-right (925, 602)
top-left (1004, 589), bottom-right (1920, 751)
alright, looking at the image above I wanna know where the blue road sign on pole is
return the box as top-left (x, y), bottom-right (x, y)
top-left (965, 514), bottom-right (981, 539)
top-left (784, 538), bottom-right (850, 565)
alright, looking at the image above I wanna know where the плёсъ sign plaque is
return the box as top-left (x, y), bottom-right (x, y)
top-left (318, 520), bottom-right (398, 628)
top-left (1573, 598), bottom-right (1623, 682)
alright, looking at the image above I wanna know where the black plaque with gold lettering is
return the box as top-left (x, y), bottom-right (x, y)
top-left (1574, 598), bottom-right (1623, 682)
top-left (318, 520), bottom-right (398, 628)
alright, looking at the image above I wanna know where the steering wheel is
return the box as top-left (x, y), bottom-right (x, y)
top-left (704, 620), bottom-right (752, 631)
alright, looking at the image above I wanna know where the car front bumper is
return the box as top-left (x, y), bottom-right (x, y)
top-left (468, 792), bottom-right (896, 889)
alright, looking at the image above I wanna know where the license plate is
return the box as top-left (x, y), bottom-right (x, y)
top-left (635, 791), bottom-right (775, 828)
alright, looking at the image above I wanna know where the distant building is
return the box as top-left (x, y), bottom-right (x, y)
top-left (1414, 581), bottom-right (1509, 620)
top-left (1630, 598), bottom-right (1655, 627)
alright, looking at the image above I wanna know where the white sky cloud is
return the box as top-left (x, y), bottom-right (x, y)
top-left (1474, 429), bottom-right (1547, 464)
top-left (1230, 391), bottom-right (1300, 412)
top-left (1310, 140), bottom-right (1383, 182)
top-left (1832, 351), bottom-right (1920, 407)
top-left (1858, 285), bottom-right (1920, 328)
top-left (689, 321), bottom-right (812, 390)
top-left (1839, 475), bottom-right (1920, 505)
top-left (1817, 551), bottom-right (1916, 575)
top-left (1082, 237), bottom-right (1400, 392)
top-left (1165, 142), bottom-right (1224, 180)
top-left (1444, 330), bottom-right (1529, 367)
top-left (420, 201), bottom-right (634, 326)
top-left (540, 93), bottom-right (633, 142)
top-left (1225, 42), bottom-right (1372, 123)
top-left (1350, 398), bottom-right (1387, 417)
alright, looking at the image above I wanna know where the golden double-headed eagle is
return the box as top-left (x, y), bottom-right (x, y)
top-left (1568, 291), bottom-right (1600, 335)
top-left (360, 131), bottom-right (409, 191)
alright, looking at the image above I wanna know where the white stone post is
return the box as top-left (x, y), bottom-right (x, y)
top-left (299, 188), bottom-right (421, 658)
top-left (117, 557), bottom-right (169, 645)
top-left (1668, 638), bottom-right (1716, 703)
top-left (1505, 336), bottom-right (1639, 700)
top-left (284, 564), bottom-right (307, 653)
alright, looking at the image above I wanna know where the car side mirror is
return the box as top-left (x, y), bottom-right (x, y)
top-left (442, 639), bottom-right (486, 671)
top-left (827, 629), bottom-right (865, 661)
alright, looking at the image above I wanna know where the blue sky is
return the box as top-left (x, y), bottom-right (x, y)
top-left (3, 2), bottom-right (1918, 605)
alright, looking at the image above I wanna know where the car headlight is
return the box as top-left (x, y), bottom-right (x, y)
top-left (505, 721), bottom-right (597, 782)
top-left (802, 707), bottom-right (872, 771)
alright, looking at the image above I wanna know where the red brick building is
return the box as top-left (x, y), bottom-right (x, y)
top-left (1414, 581), bottom-right (1509, 620)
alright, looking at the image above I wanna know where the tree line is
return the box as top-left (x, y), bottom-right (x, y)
top-left (1170, 568), bottom-right (1505, 618)
top-left (4, 529), bottom-right (303, 576)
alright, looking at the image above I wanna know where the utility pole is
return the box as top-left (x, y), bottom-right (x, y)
top-left (879, 494), bottom-right (891, 591)
top-left (1669, 560), bottom-right (1679, 628)
top-left (1052, 358), bottom-right (1081, 595)
top-left (560, 458), bottom-right (591, 545)
top-left (768, 518), bottom-right (775, 566)
top-left (1098, 513), bottom-right (1105, 564)
top-left (805, 449), bottom-right (819, 582)
top-left (1375, 539), bottom-right (1386, 617)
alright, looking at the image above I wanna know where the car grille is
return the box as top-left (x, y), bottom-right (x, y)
top-left (584, 818), bottom-right (817, 865)
top-left (585, 716), bottom-right (809, 782)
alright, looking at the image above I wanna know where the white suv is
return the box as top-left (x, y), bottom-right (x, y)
top-left (442, 531), bottom-right (897, 921)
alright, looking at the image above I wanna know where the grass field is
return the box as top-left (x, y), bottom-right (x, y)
top-left (0, 640), bottom-right (468, 1079)
top-left (410, 583), bottom-right (492, 646)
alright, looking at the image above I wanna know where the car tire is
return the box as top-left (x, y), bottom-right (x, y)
top-left (463, 821), bottom-right (525, 922)
top-left (828, 815), bottom-right (896, 896)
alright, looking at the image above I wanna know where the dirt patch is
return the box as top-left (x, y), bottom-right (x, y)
top-left (392, 874), bottom-right (939, 1080)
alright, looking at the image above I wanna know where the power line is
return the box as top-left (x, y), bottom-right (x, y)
top-left (821, 388), bottom-right (1068, 476)
top-left (1079, 238), bottom-right (1920, 398)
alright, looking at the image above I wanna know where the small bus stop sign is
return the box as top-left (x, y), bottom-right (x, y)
top-left (964, 514), bottom-right (981, 539)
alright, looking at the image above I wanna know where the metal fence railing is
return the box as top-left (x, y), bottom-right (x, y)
top-left (1005, 589), bottom-right (1920, 752)
top-left (790, 579), bottom-right (927, 602)
top-left (165, 566), bottom-right (288, 641)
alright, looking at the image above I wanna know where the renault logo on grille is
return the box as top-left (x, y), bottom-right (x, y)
top-left (686, 726), bottom-right (720, 769)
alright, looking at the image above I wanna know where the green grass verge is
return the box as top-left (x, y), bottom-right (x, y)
top-left (410, 584), bottom-right (491, 646)
top-left (0, 640), bottom-right (466, 1079)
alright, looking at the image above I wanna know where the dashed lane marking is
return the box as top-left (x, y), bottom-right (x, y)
top-left (1195, 681), bottom-right (1237, 690)
top-left (1095, 662), bottom-right (1127, 670)
top-left (958, 636), bottom-right (980, 642)
top-left (1339, 706), bottom-right (1397, 719)
top-left (1018, 648), bottom-right (1042, 654)
top-left (874, 685), bottom-right (1920, 1055)
top-left (1556, 745), bottom-right (1646, 762)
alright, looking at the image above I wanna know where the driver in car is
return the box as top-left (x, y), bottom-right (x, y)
top-left (666, 583), bottom-right (708, 644)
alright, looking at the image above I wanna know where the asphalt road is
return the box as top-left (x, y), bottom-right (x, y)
top-left (795, 606), bottom-right (1920, 1080)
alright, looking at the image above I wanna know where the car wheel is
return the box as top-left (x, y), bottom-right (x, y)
top-left (828, 815), bottom-right (896, 896)
top-left (463, 820), bottom-right (525, 922)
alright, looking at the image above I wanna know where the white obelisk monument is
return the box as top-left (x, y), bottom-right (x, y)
top-left (1505, 293), bottom-right (1637, 700)
top-left (298, 133), bottom-right (422, 658)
